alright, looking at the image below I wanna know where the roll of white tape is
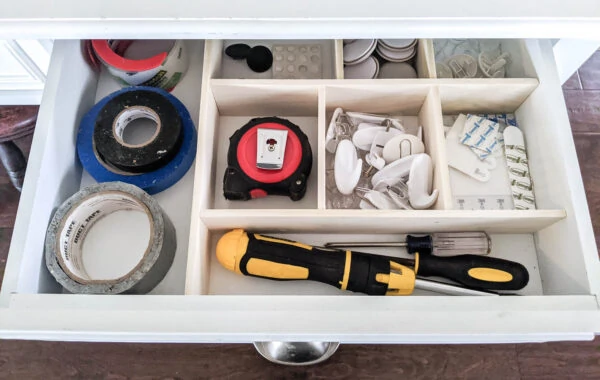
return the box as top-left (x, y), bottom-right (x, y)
top-left (45, 182), bottom-right (176, 294)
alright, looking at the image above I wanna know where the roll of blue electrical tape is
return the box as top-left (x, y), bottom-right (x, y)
top-left (77, 86), bottom-right (196, 195)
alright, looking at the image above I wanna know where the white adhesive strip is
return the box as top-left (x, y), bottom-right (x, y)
top-left (45, 182), bottom-right (177, 294)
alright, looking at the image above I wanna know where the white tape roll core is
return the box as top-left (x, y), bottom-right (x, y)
top-left (56, 192), bottom-right (151, 283)
top-left (112, 106), bottom-right (161, 148)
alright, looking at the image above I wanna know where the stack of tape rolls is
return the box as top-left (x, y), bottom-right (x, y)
top-left (45, 182), bottom-right (176, 294)
top-left (91, 40), bottom-right (188, 91)
top-left (77, 86), bottom-right (197, 195)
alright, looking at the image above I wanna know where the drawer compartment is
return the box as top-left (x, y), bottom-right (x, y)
top-left (2, 39), bottom-right (600, 343)
top-left (215, 40), bottom-right (340, 80)
top-left (204, 229), bottom-right (543, 296)
top-left (1, 40), bottom-right (206, 295)
top-left (206, 83), bottom-right (320, 210)
top-left (432, 39), bottom-right (537, 79)
top-left (339, 39), bottom-right (435, 80)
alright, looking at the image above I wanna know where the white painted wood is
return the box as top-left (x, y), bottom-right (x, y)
top-left (1, 294), bottom-right (598, 343)
top-left (419, 87), bottom-right (451, 209)
top-left (0, 39), bottom-right (51, 104)
top-left (553, 39), bottom-right (600, 84)
top-left (518, 40), bottom-right (600, 296)
top-left (317, 87), bottom-right (327, 209)
top-left (334, 40), bottom-right (344, 79)
top-left (186, 41), bottom-right (223, 296)
top-left (0, 41), bottom-right (45, 87)
top-left (3, 38), bottom-right (600, 344)
top-left (0, 40), bottom-right (97, 299)
top-left (210, 81), bottom-right (319, 116)
top-left (14, 40), bottom-right (51, 76)
top-left (1, 0), bottom-right (600, 39)
top-left (438, 79), bottom-right (539, 114)
top-left (0, 90), bottom-right (43, 105)
top-left (200, 209), bottom-right (566, 233)
top-left (416, 39), bottom-right (436, 78)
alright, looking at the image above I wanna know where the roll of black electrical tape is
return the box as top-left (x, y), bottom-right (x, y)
top-left (93, 89), bottom-right (183, 173)
top-left (78, 87), bottom-right (197, 195)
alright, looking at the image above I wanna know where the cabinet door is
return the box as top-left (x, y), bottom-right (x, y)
top-left (0, 39), bottom-right (51, 104)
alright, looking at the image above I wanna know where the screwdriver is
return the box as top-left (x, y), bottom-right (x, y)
top-left (324, 232), bottom-right (491, 256)
top-left (215, 229), bottom-right (529, 296)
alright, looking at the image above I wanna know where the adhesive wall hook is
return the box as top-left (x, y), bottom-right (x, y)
top-left (362, 189), bottom-right (399, 210)
top-left (371, 153), bottom-right (421, 189)
top-left (382, 134), bottom-right (425, 162)
top-left (334, 139), bottom-right (363, 195)
top-left (325, 107), bottom-right (344, 153)
top-left (352, 126), bottom-right (403, 151)
top-left (407, 153), bottom-right (439, 209)
top-left (385, 186), bottom-right (413, 210)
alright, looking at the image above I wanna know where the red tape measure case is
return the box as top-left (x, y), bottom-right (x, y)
top-left (223, 117), bottom-right (313, 201)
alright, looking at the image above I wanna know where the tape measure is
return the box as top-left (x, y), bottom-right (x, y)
top-left (223, 117), bottom-right (312, 201)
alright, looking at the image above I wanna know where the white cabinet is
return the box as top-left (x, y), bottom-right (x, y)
top-left (0, 39), bottom-right (52, 104)
top-left (0, 38), bottom-right (599, 344)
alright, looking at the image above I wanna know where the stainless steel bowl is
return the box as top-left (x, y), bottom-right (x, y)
top-left (253, 341), bottom-right (340, 366)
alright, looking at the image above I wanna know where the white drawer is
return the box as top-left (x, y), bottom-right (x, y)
top-left (1, 39), bottom-right (599, 343)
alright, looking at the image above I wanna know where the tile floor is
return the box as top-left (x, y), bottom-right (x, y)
top-left (1, 51), bottom-right (600, 379)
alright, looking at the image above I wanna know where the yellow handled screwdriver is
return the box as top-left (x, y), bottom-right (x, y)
top-left (216, 229), bottom-right (529, 296)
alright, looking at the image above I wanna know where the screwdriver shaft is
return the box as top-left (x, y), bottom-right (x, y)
top-left (324, 242), bottom-right (408, 248)
top-left (414, 279), bottom-right (499, 296)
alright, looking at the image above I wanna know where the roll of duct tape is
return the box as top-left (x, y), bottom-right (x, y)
top-left (93, 89), bottom-right (183, 173)
top-left (45, 182), bottom-right (177, 294)
top-left (77, 87), bottom-right (197, 195)
top-left (91, 40), bottom-right (188, 91)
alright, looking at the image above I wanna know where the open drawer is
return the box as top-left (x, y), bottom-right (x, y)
top-left (1, 39), bottom-right (599, 343)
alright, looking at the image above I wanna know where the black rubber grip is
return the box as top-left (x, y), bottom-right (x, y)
top-left (417, 254), bottom-right (529, 291)
top-left (239, 234), bottom-right (392, 295)
top-left (405, 235), bottom-right (433, 254)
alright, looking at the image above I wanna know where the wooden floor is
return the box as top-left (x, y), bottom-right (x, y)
top-left (2, 52), bottom-right (600, 379)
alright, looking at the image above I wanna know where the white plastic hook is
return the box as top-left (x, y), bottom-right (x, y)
top-left (479, 51), bottom-right (511, 78)
top-left (359, 199), bottom-right (377, 210)
top-left (364, 129), bottom-right (401, 174)
top-left (352, 125), bottom-right (403, 151)
top-left (407, 153), bottom-right (439, 210)
top-left (371, 153), bottom-right (421, 189)
top-left (361, 189), bottom-right (399, 210)
top-left (325, 107), bottom-right (344, 153)
top-left (334, 139), bottom-right (363, 195)
top-left (385, 185), bottom-right (413, 210)
top-left (382, 134), bottom-right (425, 162)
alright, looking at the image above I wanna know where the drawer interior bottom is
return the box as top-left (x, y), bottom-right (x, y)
top-left (205, 231), bottom-right (543, 296)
